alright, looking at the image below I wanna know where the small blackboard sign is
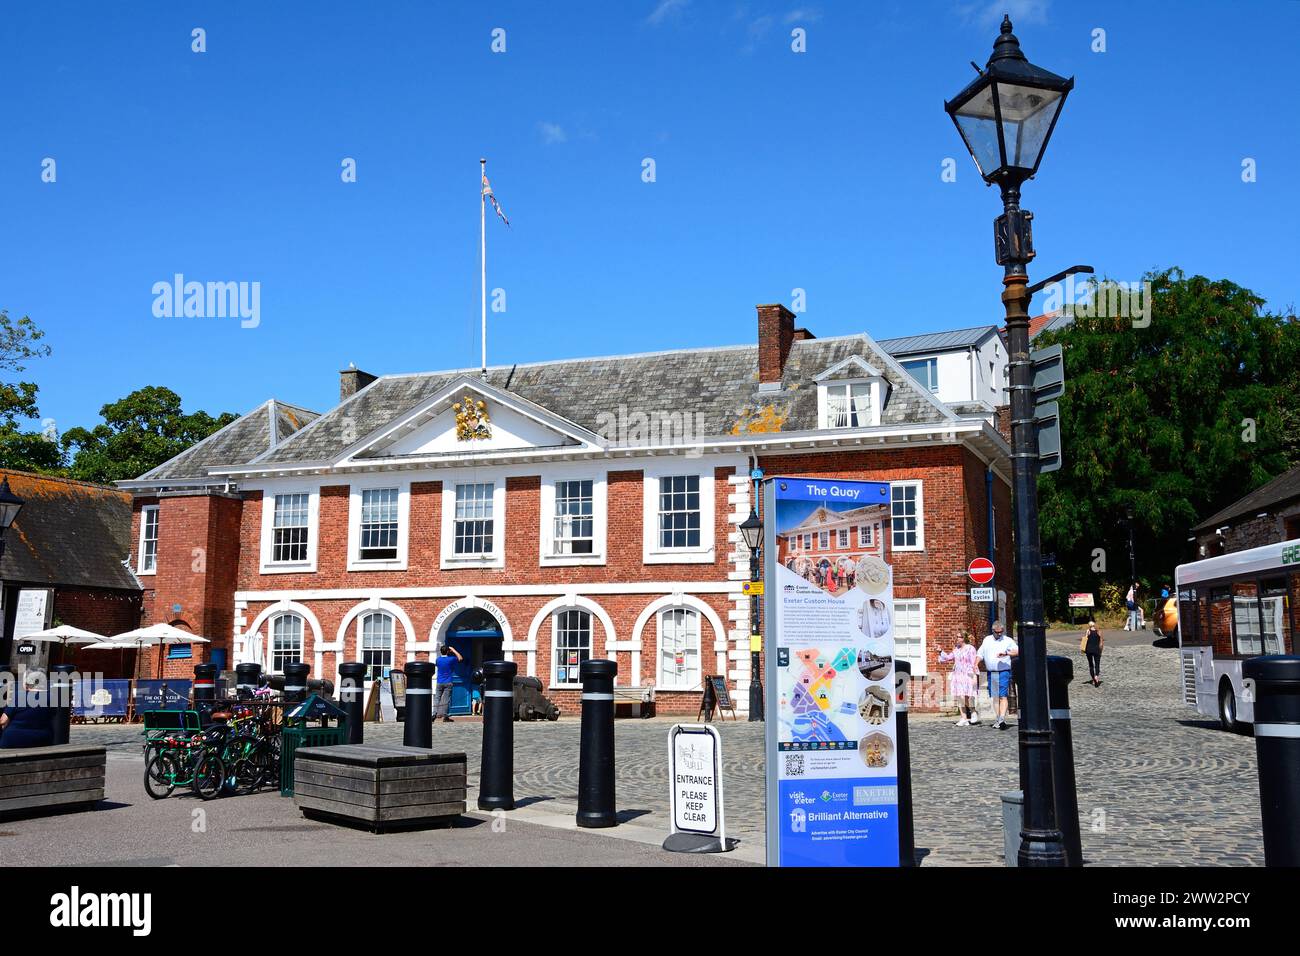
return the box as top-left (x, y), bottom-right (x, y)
top-left (698, 675), bottom-right (737, 722)
top-left (15, 642), bottom-right (37, 655)
top-left (710, 675), bottom-right (732, 709)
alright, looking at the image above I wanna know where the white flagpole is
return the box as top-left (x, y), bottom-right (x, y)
top-left (480, 157), bottom-right (487, 380)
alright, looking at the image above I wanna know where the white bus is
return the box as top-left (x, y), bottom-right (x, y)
top-left (1175, 538), bottom-right (1299, 730)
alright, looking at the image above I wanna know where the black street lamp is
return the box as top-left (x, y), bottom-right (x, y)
top-left (946, 16), bottom-right (1073, 867)
top-left (0, 476), bottom-right (23, 565)
top-left (738, 507), bottom-right (764, 721)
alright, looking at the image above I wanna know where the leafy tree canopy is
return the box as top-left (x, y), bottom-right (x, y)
top-left (61, 386), bottom-right (238, 483)
top-left (1037, 268), bottom-right (1300, 612)
top-left (0, 309), bottom-right (63, 472)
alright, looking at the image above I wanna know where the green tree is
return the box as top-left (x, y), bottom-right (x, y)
top-left (1037, 268), bottom-right (1300, 616)
top-left (0, 310), bottom-right (64, 472)
top-left (62, 386), bottom-right (238, 483)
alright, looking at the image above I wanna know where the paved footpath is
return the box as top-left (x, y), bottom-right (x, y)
top-left (0, 630), bottom-right (1263, 866)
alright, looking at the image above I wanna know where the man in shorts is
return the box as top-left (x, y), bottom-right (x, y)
top-left (978, 622), bottom-right (1019, 730)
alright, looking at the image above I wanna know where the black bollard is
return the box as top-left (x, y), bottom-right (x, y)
top-left (478, 660), bottom-right (518, 810)
top-left (577, 658), bottom-right (618, 828)
top-left (282, 662), bottom-right (310, 706)
top-left (1243, 656), bottom-right (1300, 866)
top-left (404, 661), bottom-right (434, 748)
top-left (338, 662), bottom-right (367, 745)
top-left (1047, 655), bottom-right (1082, 867)
top-left (895, 660), bottom-right (915, 867)
top-left (193, 662), bottom-right (218, 726)
top-left (235, 662), bottom-right (262, 700)
top-left (50, 664), bottom-right (76, 746)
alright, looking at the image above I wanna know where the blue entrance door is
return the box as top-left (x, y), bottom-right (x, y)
top-left (443, 610), bottom-right (504, 716)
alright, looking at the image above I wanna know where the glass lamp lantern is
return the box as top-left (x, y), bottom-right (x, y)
top-left (739, 508), bottom-right (763, 553)
top-left (945, 16), bottom-right (1074, 189)
top-left (0, 478), bottom-right (23, 530)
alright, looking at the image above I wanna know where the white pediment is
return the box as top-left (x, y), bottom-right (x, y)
top-left (345, 377), bottom-right (601, 463)
top-left (814, 354), bottom-right (883, 382)
top-left (384, 398), bottom-right (576, 456)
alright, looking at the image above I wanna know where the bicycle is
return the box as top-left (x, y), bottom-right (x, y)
top-left (218, 705), bottom-right (280, 795)
top-left (143, 726), bottom-right (227, 800)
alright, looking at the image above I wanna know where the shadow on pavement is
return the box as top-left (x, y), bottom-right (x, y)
top-left (614, 809), bottom-right (653, 824)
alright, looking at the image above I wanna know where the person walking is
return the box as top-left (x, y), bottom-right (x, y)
top-left (1124, 583), bottom-right (1139, 632)
top-left (1080, 619), bottom-right (1104, 687)
top-left (977, 622), bottom-right (1018, 730)
top-left (938, 629), bottom-right (980, 726)
top-left (433, 644), bottom-right (463, 723)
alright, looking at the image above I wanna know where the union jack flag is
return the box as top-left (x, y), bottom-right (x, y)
top-left (482, 174), bottom-right (510, 227)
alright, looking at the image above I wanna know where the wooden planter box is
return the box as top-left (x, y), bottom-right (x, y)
top-left (0, 744), bottom-right (107, 819)
top-left (293, 744), bottom-right (466, 833)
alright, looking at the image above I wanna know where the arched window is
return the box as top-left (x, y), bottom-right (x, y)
top-left (360, 611), bottom-right (394, 681)
top-left (270, 613), bottom-right (304, 673)
top-left (658, 608), bottom-right (701, 690)
top-left (553, 609), bottom-right (591, 686)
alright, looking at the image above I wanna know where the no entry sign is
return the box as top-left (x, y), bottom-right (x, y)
top-left (968, 558), bottom-right (995, 585)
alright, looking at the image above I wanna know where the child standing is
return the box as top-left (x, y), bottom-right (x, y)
top-left (938, 630), bottom-right (980, 726)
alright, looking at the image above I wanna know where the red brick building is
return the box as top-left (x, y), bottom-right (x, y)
top-left (0, 470), bottom-right (143, 677)
top-left (120, 305), bottom-right (1014, 714)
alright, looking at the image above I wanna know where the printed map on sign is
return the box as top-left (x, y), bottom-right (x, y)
top-left (780, 647), bottom-right (859, 747)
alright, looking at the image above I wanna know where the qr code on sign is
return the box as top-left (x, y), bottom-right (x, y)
top-left (784, 753), bottom-right (805, 776)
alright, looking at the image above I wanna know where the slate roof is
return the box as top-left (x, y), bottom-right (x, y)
top-left (877, 325), bottom-right (1000, 356)
top-left (0, 470), bottom-right (140, 591)
top-left (137, 399), bottom-right (319, 481)
top-left (1192, 464), bottom-right (1300, 532)
top-left (249, 334), bottom-right (956, 467)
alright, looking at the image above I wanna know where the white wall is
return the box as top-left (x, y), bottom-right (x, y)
top-left (899, 336), bottom-right (1006, 405)
top-left (972, 336), bottom-right (1006, 405)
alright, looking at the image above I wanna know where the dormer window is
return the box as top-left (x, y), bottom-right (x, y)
top-left (901, 358), bottom-right (939, 393)
top-left (822, 382), bottom-right (872, 428)
top-left (814, 355), bottom-right (886, 429)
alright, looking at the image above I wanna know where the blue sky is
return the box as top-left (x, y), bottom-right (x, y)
top-left (3, 0), bottom-right (1298, 434)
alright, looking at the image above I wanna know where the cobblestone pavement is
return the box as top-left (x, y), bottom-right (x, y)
top-left (57, 630), bottom-right (1262, 866)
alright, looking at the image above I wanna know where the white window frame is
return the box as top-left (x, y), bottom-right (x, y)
top-left (440, 478), bottom-right (506, 569)
top-left (550, 608), bottom-right (593, 689)
top-left (358, 610), bottom-right (396, 682)
top-left (269, 612), bottom-right (304, 674)
top-left (258, 486), bottom-right (320, 573)
top-left (890, 480), bottom-right (925, 552)
top-left (837, 528), bottom-right (849, 549)
top-left (347, 479), bottom-right (411, 571)
top-left (817, 378), bottom-right (883, 429)
top-left (656, 607), bottom-right (702, 691)
top-left (801, 533), bottom-right (811, 550)
top-left (641, 463), bottom-right (715, 564)
top-left (900, 356), bottom-right (940, 393)
top-left (858, 524), bottom-right (874, 547)
top-left (137, 505), bottom-right (159, 575)
top-left (539, 470), bottom-right (608, 567)
top-left (892, 598), bottom-right (927, 676)
top-left (819, 530), bottom-right (829, 550)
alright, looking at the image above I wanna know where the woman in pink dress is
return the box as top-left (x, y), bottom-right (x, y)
top-left (938, 630), bottom-right (980, 726)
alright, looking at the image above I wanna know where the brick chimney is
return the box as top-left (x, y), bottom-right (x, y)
top-left (339, 364), bottom-right (378, 401)
top-left (757, 304), bottom-right (812, 388)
